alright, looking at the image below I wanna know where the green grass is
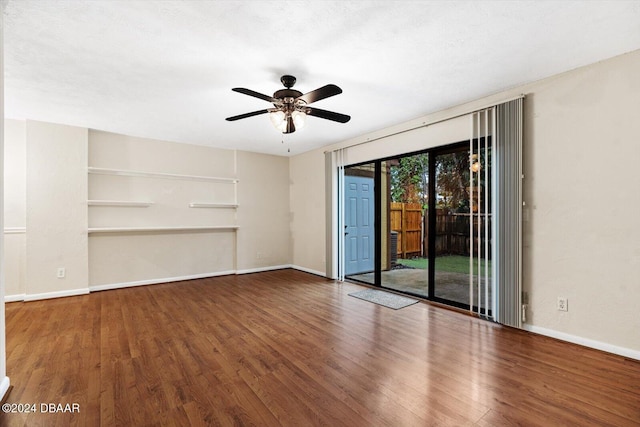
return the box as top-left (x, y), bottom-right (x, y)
top-left (397, 255), bottom-right (491, 274)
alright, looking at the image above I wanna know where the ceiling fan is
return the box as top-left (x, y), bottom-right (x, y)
top-left (225, 75), bottom-right (350, 134)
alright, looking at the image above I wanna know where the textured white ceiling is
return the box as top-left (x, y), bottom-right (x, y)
top-left (4, 1), bottom-right (640, 156)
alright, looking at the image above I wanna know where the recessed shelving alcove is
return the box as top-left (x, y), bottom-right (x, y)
top-left (87, 166), bottom-right (239, 234)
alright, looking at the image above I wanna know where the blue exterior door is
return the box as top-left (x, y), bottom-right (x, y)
top-left (344, 175), bottom-right (375, 275)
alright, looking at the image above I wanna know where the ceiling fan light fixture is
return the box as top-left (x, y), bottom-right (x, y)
top-left (269, 110), bottom-right (287, 132)
top-left (285, 116), bottom-right (295, 134)
top-left (292, 110), bottom-right (306, 129)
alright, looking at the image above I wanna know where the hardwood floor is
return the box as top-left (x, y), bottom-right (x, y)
top-left (2, 269), bottom-right (639, 426)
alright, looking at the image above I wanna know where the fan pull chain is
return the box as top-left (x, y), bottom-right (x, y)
top-left (281, 133), bottom-right (290, 153)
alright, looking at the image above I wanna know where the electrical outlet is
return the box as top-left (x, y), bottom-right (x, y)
top-left (57, 268), bottom-right (66, 279)
top-left (557, 297), bottom-right (568, 312)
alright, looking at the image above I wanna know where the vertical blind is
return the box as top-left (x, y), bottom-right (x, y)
top-left (336, 149), bottom-right (346, 281)
top-left (469, 108), bottom-right (495, 319)
top-left (470, 98), bottom-right (524, 325)
top-left (493, 98), bottom-right (524, 328)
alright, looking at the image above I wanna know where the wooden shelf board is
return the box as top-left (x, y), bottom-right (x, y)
top-left (88, 200), bottom-right (154, 207)
top-left (88, 167), bottom-right (238, 183)
top-left (188, 203), bottom-right (238, 209)
top-left (88, 226), bottom-right (239, 234)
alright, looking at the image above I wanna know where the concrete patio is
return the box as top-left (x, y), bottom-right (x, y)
top-left (348, 268), bottom-right (491, 308)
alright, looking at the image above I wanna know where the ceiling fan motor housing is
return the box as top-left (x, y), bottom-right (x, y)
top-left (273, 87), bottom-right (307, 116)
top-left (273, 89), bottom-right (303, 100)
top-left (280, 75), bottom-right (297, 88)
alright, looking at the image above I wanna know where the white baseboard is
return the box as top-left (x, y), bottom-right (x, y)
top-left (235, 264), bottom-right (327, 277)
top-left (5, 293), bottom-right (26, 303)
top-left (10, 266), bottom-right (329, 302)
top-left (235, 265), bottom-right (291, 275)
top-left (23, 288), bottom-right (90, 302)
top-left (89, 270), bottom-right (237, 292)
top-left (0, 376), bottom-right (10, 401)
top-left (523, 324), bottom-right (640, 361)
top-left (290, 265), bottom-right (327, 278)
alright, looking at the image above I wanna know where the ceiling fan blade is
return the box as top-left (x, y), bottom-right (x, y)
top-left (225, 109), bottom-right (270, 121)
top-left (306, 107), bottom-right (351, 123)
top-left (232, 88), bottom-right (278, 103)
top-left (297, 84), bottom-right (342, 104)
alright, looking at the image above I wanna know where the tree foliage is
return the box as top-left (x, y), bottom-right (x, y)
top-left (390, 151), bottom-right (472, 212)
top-left (389, 154), bottom-right (428, 206)
top-left (435, 152), bottom-right (470, 212)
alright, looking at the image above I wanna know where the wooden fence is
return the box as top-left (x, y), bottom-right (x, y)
top-left (428, 211), bottom-right (493, 258)
top-left (390, 202), bottom-right (422, 258)
top-left (390, 203), bottom-right (492, 259)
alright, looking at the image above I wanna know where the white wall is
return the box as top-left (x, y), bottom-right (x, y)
top-left (236, 150), bottom-right (291, 272)
top-left (3, 119), bottom-right (26, 297)
top-left (0, 5), bottom-right (10, 399)
top-left (88, 130), bottom-right (236, 177)
top-left (290, 49), bottom-right (640, 356)
top-left (4, 120), bottom-right (25, 228)
top-left (88, 131), bottom-right (239, 287)
top-left (289, 149), bottom-right (326, 276)
top-left (4, 126), bottom-right (292, 296)
top-left (520, 49), bottom-right (640, 355)
top-left (25, 121), bottom-right (89, 298)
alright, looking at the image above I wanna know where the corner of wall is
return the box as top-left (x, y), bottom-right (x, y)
top-left (236, 150), bottom-right (292, 271)
top-left (289, 149), bottom-right (327, 276)
top-left (0, 3), bottom-right (10, 397)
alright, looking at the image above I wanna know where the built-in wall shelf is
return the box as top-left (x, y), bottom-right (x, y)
top-left (188, 203), bottom-right (238, 209)
top-left (88, 200), bottom-right (154, 207)
top-left (88, 225), bottom-right (239, 234)
top-left (88, 167), bottom-right (238, 184)
top-left (4, 227), bottom-right (26, 234)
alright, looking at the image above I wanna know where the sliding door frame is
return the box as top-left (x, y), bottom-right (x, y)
top-left (343, 141), bottom-right (486, 311)
top-left (374, 162), bottom-right (382, 286)
top-left (341, 139), bottom-right (496, 317)
top-left (331, 96), bottom-right (523, 325)
top-left (427, 141), bottom-right (477, 310)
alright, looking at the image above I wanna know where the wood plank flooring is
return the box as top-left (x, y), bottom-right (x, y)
top-left (1, 269), bottom-right (639, 426)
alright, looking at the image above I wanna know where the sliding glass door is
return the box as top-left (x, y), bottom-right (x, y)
top-left (335, 99), bottom-right (522, 323)
top-left (427, 142), bottom-right (492, 314)
top-left (341, 142), bottom-right (492, 315)
top-left (431, 146), bottom-right (473, 307)
top-left (381, 155), bottom-right (429, 297)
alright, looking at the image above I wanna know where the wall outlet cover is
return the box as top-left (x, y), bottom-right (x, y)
top-left (557, 297), bottom-right (568, 311)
